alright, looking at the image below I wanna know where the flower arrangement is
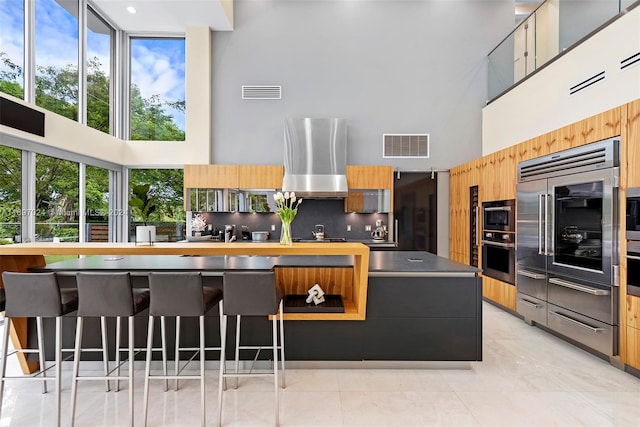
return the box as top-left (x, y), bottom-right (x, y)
top-left (273, 191), bottom-right (302, 245)
top-left (191, 213), bottom-right (208, 234)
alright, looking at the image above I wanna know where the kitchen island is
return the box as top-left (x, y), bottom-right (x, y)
top-left (0, 243), bottom-right (481, 371)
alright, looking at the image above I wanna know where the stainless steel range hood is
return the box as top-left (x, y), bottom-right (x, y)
top-left (282, 118), bottom-right (348, 198)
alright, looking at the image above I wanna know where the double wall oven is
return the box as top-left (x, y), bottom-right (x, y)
top-left (626, 188), bottom-right (640, 297)
top-left (482, 199), bottom-right (515, 285)
top-left (516, 137), bottom-right (620, 358)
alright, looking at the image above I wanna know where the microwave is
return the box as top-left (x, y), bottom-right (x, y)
top-left (482, 199), bottom-right (515, 233)
top-left (626, 187), bottom-right (640, 240)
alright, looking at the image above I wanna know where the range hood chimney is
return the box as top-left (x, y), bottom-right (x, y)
top-left (282, 118), bottom-right (348, 198)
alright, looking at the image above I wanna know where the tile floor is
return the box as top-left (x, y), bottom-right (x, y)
top-left (0, 302), bottom-right (639, 426)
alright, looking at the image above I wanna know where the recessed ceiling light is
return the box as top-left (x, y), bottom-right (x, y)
top-left (127, 6), bottom-right (136, 14)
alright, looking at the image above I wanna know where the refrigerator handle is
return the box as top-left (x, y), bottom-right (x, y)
top-left (544, 193), bottom-right (550, 256)
top-left (538, 194), bottom-right (544, 255)
top-left (395, 219), bottom-right (399, 247)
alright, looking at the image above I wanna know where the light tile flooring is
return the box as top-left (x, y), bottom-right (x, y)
top-left (1, 302), bottom-right (640, 426)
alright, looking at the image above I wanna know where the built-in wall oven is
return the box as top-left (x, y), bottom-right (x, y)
top-left (626, 188), bottom-right (640, 297)
top-left (482, 199), bottom-right (516, 285)
top-left (516, 137), bottom-right (620, 358)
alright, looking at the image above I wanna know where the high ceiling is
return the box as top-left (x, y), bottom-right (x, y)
top-left (91, 0), bottom-right (233, 32)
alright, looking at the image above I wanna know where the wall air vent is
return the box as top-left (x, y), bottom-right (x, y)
top-left (621, 52), bottom-right (640, 70)
top-left (242, 85), bottom-right (281, 100)
top-left (569, 71), bottom-right (605, 95)
top-left (383, 134), bottom-right (429, 158)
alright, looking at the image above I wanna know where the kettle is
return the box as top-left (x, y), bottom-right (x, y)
top-left (312, 224), bottom-right (325, 241)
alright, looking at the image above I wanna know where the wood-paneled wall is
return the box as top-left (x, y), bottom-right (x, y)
top-left (450, 99), bottom-right (640, 366)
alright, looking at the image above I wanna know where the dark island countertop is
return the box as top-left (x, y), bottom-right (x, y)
top-left (37, 251), bottom-right (479, 277)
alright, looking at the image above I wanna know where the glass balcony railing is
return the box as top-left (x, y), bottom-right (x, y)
top-left (488, 0), bottom-right (638, 102)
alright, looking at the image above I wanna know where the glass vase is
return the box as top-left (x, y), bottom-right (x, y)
top-left (280, 220), bottom-right (293, 246)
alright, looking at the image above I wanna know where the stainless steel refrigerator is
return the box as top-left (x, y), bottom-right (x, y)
top-left (516, 137), bottom-right (620, 357)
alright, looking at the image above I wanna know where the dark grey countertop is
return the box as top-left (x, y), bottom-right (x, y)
top-left (368, 251), bottom-right (481, 277)
top-left (36, 255), bottom-right (275, 275)
top-left (38, 251), bottom-right (479, 277)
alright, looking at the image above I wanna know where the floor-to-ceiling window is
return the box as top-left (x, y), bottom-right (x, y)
top-left (86, 6), bottom-right (114, 134)
top-left (0, 0), bottom-right (25, 98)
top-left (35, 0), bottom-right (78, 120)
top-left (85, 164), bottom-right (110, 241)
top-left (35, 154), bottom-right (79, 242)
top-left (129, 168), bottom-right (185, 242)
top-left (129, 38), bottom-right (185, 141)
top-left (0, 146), bottom-right (22, 242)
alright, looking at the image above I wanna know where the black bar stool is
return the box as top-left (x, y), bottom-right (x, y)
top-left (70, 272), bottom-right (150, 427)
top-left (142, 272), bottom-right (223, 427)
top-left (0, 272), bottom-right (79, 427)
top-left (218, 271), bottom-right (285, 427)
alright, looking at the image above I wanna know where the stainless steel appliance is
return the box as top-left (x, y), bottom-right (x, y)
top-left (626, 241), bottom-right (640, 297)
top-left (483, 199), bottom-right (515, 232)
top-left (282, 118), bottom-right (348, 198)
top-left (626, 187), bottom-right (640, 240)
top-left (516, 137), bottom-right (620, 357)
top-left (482, 230), bottom-right (516, 284)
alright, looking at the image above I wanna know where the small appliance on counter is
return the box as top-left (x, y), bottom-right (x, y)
top-left (371, 219), bottom-right (388, 240)
top-left (241, 225), bottom-right (251, 240)
top-left (312, 224), bottom-right (325, 241)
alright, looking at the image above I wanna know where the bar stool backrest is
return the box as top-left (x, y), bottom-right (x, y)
top-left (2, 272), bottom-right (64, 318)
top-left (147, 272), bottom-right (207, 316)
top-left (75, 272), bottom-right (134, 317)
top-left (222, 271), bottom-right (281, 316)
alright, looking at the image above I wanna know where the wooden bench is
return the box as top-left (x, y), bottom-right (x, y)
top-left (88, 224), bottom-right (109, 242)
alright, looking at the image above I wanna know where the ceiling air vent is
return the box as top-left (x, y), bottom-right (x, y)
top-left (242, 85), bottom-right (281, 100)
top-left (569, 71), bottom-right (605, 95)
top-left (383, 134), bottom-right (429, 158)
top-left (621, 51), bottom-right (640, 70)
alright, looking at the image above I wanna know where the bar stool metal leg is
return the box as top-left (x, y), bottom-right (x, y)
top-left (217, 313), bottom-right (227, 427)
top-left (101, 316), bottom-right (110, 392)
top-left (115, 316), bottom-right (121, 391)
top-left (174, 315), bottom-right (180, 390)
top-left (234, 315), bottom-right (241, 389)
top-left (36, 317), bottom-right (47, 394)
top-left (142, 314), bottom-right (154, 427)
top-left (161, 316), bottom-right (168, 391)
top-left (279, 302), bottom-right (286, 388)
top-left (54, 316), bottom-right (62, 427)
top-left (70, 316), bottom-right (83, 427)
top-left (128, 316), bottom-right (134, 427)
top-left (272, 312), bottom-right (279, 427)
top-left (199, 315), bottom-right (206, 427)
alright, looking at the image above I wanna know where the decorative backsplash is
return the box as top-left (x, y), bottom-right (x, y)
top-left (190, 199), bottom-right (389, 241)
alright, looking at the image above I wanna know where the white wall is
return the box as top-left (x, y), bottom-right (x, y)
top-left (212, 0), bottom-right (513, 170)
top-left (483, 6), bottom-right (640, 154)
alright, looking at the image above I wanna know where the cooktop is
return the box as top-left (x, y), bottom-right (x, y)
top-left (292, 237), bottom-right (347, 243)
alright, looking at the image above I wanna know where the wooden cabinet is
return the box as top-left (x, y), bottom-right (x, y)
top-left (344, 165), bottom-right (393, 213)
top-left (625, 295), bottom-right (640, 369)
top-left (184, 164), bottom-right (284, 189)
top-left (626, 100), bottom-right (640, 187)
top-left (346, 165), bottom-right (393, 189)
top-left (482, 276), bottom-right (517, 311)
top-left (237, 165), bottom-right (283, 189)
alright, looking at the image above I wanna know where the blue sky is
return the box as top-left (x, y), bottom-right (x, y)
top-left (0, 0), bottom-right (186, 132)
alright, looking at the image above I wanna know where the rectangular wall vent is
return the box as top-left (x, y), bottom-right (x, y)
top-left (242, 85), bottom-right (281, 100)
top-left (383, 134), bottom-right (429, 158)
top-left (621, 52), bottom-right (640, 70)
top-left (569, 71), bottom-right (605, 95)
